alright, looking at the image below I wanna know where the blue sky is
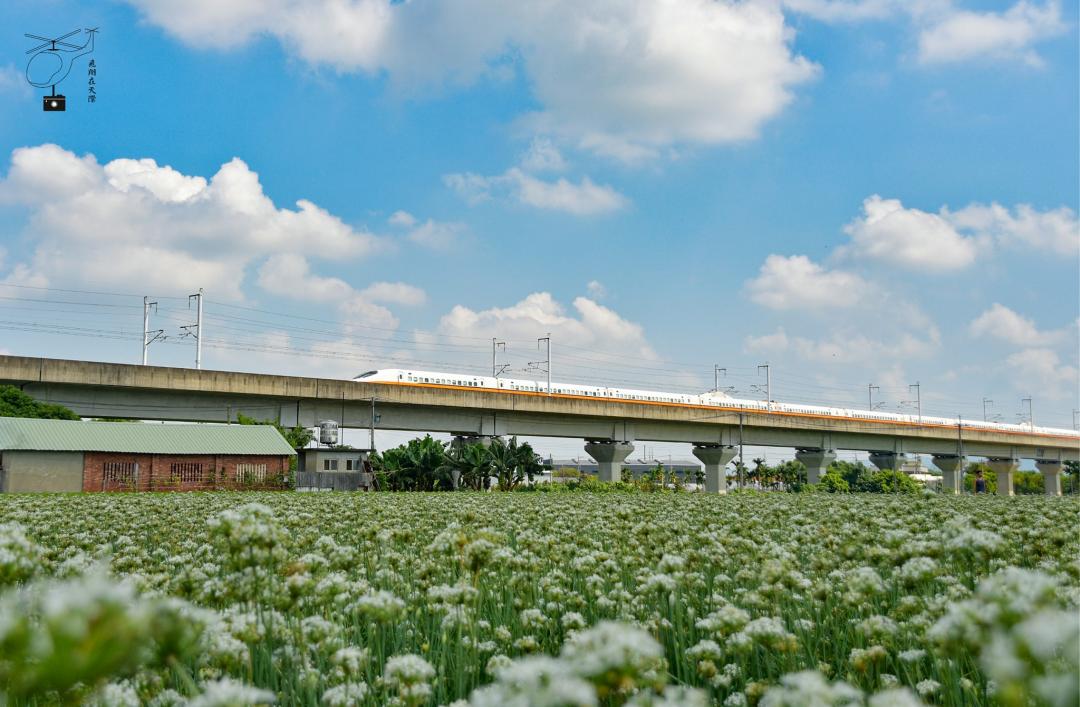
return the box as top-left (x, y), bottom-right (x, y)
top-left (0, 0), bottom-right (1077, 456)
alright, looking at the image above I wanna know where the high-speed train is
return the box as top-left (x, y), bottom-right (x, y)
top-left (353, 369), bottom-right (1079, 438)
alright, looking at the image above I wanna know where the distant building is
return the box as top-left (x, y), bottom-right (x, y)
top-left (0, 418), bottom-right (295, 492)
top-left (296, 448), bottom-right (374, 491)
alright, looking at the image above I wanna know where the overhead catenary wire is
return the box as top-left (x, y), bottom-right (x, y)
top-left (0, 284), bottom-right (1076, 427)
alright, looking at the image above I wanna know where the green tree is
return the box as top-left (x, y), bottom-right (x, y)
top-left (1064, 461), bottom-right (1079, 494)
top-left (371, 435), bottom-right (451, 491)
top-left (488, 436), bottom-right (545, 491)
top-left (0, 385), bottom-right (79, 420)
top-left (774, 460), bottom-right (806, 491)
top-left (731, 460), bottom-right (748, 489)
top-left (439, 442), bottom-right (491, 490)
top-left (1014, 471), bottom-right (1045, 495)
top-left (750, 457), bottom-right (768, 488)
top-left (817, 470), bottom-right (850, 493)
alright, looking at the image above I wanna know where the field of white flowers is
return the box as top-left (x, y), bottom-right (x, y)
top-left (0, 492), bottom-right (1077, 707)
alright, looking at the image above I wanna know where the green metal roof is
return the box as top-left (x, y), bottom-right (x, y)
top-left (0, 418), bottom-right (296, 456)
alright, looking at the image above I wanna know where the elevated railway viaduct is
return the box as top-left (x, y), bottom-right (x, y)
top-left (1, 355), bottom-right (1076, 495)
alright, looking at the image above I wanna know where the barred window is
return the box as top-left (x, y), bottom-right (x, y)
top-left (170, 462), bottom-right (203, 483)
top-left (103, 461), bottom-right (137, 486)
top-left (237, 463), bottom-right (267, 483)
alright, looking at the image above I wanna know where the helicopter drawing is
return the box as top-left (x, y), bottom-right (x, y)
top-left (25, 28), bottom-right (98, 111)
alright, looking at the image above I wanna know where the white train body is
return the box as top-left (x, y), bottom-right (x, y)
top-left (353, 369), bottom-right (1077, 438)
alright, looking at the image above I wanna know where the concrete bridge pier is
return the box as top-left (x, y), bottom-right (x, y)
top-left (692, 444), bottom-right (737, 494)
top-left (795, 448), bottom-right (836, 485)
top-left (933, 455), bottom-right (964, 494)
top-left (1035, 460), bottom-right (1063, 496)
top-left (986, 457), bottom-right (1018, 496)
top-left (584, 440), bottom-right (634, 483)
top-left (869, 451), bottom-right (904, 472)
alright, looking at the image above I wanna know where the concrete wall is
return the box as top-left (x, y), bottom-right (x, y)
top-left (82, 452), bottom-right (290, 492)
top-left (1, 451), bottom-right (84, 492)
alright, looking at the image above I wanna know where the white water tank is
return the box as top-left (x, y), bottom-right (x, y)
top-left (319, 419), bottom-right (339, 446)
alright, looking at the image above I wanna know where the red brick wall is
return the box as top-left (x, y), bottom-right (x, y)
top-left (82, 453), bottom-right (290, 492)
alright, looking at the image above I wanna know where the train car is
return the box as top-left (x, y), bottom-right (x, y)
top-left (353, 369), bottom-right (1077, 437)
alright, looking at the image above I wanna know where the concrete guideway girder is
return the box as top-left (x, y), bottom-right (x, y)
top-left (794, 448), bottom-right (836, 485)
top-left (869, 451), bottom-right (905, 472)
top-left (2, 357), bottom-right (1078, 467)
top-left (986, 457), bottom-right (1018, 496)
top-left (1035, 459), bottom-right (1063, 497)
top-left (933, 455), bottom-right (964, 494)
top-left (584, 440), bottom-right (634, 483)
top-left (692, 444), bottom-right (737, 494)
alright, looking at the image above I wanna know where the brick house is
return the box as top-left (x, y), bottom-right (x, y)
top-left (0, 418), bottom-right (296, 493)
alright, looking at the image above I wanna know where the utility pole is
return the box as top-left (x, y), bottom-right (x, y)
top-left (1073, 409), bottom-right (1079, 431)
top-left (738, 412), bottom-right (744, 489)
top-left (868, 384), bottom-right (880, 411)
top-left (983, 398), bottom-right (993, 422)
top-left (370, 397), bottom-right (377, 451)
top-left (957, 414), bottom-right (964, 458)
top-left (757, 363), bottom-right (771, 411)
top-left (714, 365), bottom-right (726, 392)
top-left (1021, 397), bottom-right (1033, 430)
top-left (141, 296), bottom-right (164, 366)
top-left (909, 382), bottom-right (921, 424)
top-left (181, 288), bottom-right (204, 370)
top-left (529, 336), bottom-right (552, 395)
top-left (535, 333), bottom-right (551, 394)
top-left (492, 338), bottom-right (508, 377)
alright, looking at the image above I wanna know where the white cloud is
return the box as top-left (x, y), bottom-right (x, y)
top-left (843, 194), bottom-right (982, 271)
top-left (124, 0), bottom-right (817, 159)
top-left (388, 210), bottom-right (417, 228)
top-left (785, 1), bottom-right (1068, 69)
top-left (520, 138), bottom-right (567, 173)
top-left (840, 195), bottom-right (1078, 270)
top-left (792, 331), bottom-right (936, 364)
top-left (947, 202), bottom-right (1079, 256)
top-left (386, 210), bottom-right (464, 249)
top-left (105, 158), bottom-right (208, 202)
top-left (744, 327), bottom-right (790, 353)
top-left (256, 255), bottom-right (424, 330)
top-left (0, 145), bottom-right (381, 299)
top-left (408, 220), bottom-right (465, 249)
top-left (361, 281), bottom-right (426, 306)
top-left (918, 1), bottom-right (1067, 67)
top-left (969, 303), bottom-right (1070, 347)
top-left (746, 254), bottom-right (869, 310)
top-left (1005, 348), bottom-right (1079, 399)
top-left (744, 324), bottom-right (935, 367)
top-left (445, 167), bottom-right (628, 216)
top-left (586, 280), bottom-right (607, 299)
top-left (257, 255), bottom-right (354, 303)
top-left (435, 292), bottom-right (658, 362)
